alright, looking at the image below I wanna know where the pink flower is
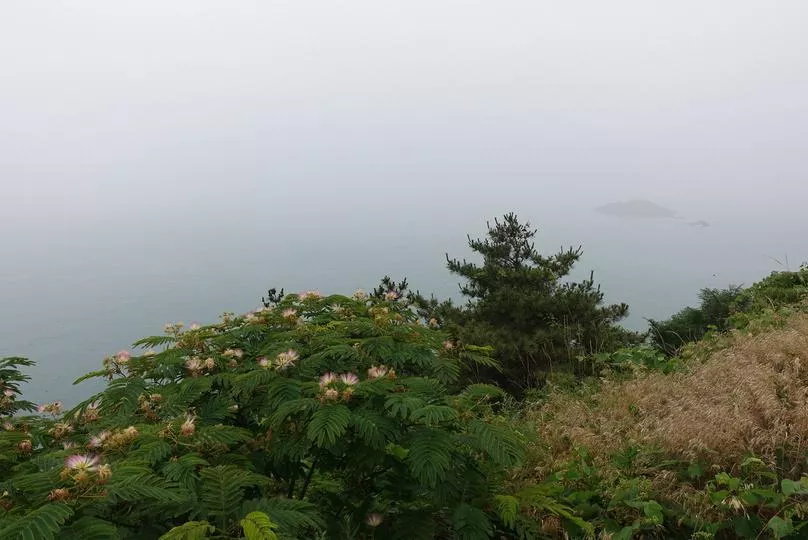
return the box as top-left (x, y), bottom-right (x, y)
top-left (282, 308), bottom-right (297, 319)
top-left (323, 388), bottom-right (339, 401)
top-left (339, 373), bottom-right (359, 386)
top-left (367, 365), bottom-right (389, 380)
top-left (443, 340), bottom-right (455, 350)
top-left (181, 415), bottom-right (196, 437)
top-left (204, 357), bottom-right (215, 370)
top-left (384, 291), bottom-right (399, 301)
top-left (319, 372), bottom-right (337, 388)
top-left (245, 312), bottom-right (258, 323)
top-left (275, 350), bottom-right (299, 370)
top-left (115, 350), bottom-right (131, 363)
top-left (38, 401), bottom-right (62, 415)
top-left (3, 389), bottom-right (14, 398)
top-left (258, 357), bottom-right (270, 369)
top-left (63, 441), bottom-right (77, 450)
top-left (190, 322), bottom-right (200, 330)
top-left (65, 454), bottom-right (100, 472)
top-left (88, 431), bottom-right (110, 448)
top-left (299, 290), bottom-right (322, 301)
top-left (2, 422), bottom-right (13, 431)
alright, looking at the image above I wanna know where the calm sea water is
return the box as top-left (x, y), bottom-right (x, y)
top-left (0, 200), bottom-right (802, 406)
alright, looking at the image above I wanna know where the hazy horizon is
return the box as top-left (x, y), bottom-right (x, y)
top-left (2, 1), bottom-right (807, 404)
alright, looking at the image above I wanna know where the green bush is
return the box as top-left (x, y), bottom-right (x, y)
top-left (0, 291), bottom-right (526, 539)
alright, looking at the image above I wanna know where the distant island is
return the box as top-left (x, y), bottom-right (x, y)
top-left (595, 199), bottom-right (679, 219)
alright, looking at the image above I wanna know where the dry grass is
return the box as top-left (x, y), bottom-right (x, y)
top-left (532, 314), bottom-right (808, 470)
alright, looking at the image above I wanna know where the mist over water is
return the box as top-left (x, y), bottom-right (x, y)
top-left (2, 1), bottom-right (807, 404)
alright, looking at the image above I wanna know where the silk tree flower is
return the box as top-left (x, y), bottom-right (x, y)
top-left (384, 290), bottom-right (399, 301)
top-left (428, 318), bottom-right (439, 328)
top-left (49, 422), bottom-right (74, 439)
top-left (298, 290), bottom-right (322, 301)
top-left (48, 488), bottom-right (70, 501)
top-left (282, 308), bottom-right (297, 320)
top-left (319, 372), bottom-right (337, 388)
top-left (353, 289), bottom-right (368, 300)
top-left (244, 311), bottom-right (258, 323)
top-left (181, 415), bottom-right (196, 437)
top-left (63, 441), bottom-right (77, 450)
top-left (189, 322), bottom-right (200, 330)
top-left (18, 440), bottom-right (32, 452)
top-left (185, 357), bottom-right (204, 375)
top-left (97, 463), bottom-right (112, 483)
top-left (323, 388), bottom-right (339, 401)
top-left (38, 401), bottom-right (62, 415)
top-left (443, 340), bottom-right (455, 350)
top-left (83, 402), bottom-right (100, 422)
top-left (258, 357), bottom-right (270, 369)
top-left (2, 422), bottom-right (13, 431)
top-left (204, 357), bottom-right (215, 370)
top-left (223, 348), bottom-right (244, 358)
top-left (88, 431), bottom-right (111, 449)
top-left (65, 454), bottom-right (100, 472)
top-left (339, 373), bottom-right (359, 386)
top-left (275, 350), bottom-right (299, 370)
top-left (3, 389), bottom-right (14, 398)
top-left (367, 365), bottom-right (390, 380)
top-left (115, 350), bottom-right (131, 364)
top-left (366, 514), bottom-right (384, 527)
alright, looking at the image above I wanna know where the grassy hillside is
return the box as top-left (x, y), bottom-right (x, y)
top-left (505, 278), bottom-right (808, 538)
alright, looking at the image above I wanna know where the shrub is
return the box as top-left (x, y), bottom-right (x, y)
top-left (0, 291), bottom-right (525, 539)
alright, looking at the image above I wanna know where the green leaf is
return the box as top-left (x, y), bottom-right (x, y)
top-left (0, 503), bottom-right (74, 540)
top-left (306, 404), bottom-right (350, 448)
top-left (409, 404), bottom-right (458, 426)
top-left (493, 495), bottom-right (519, 528)
top-left (159, 521), bottom-right (215, 540)
top-left (452, 503), bottom-right (493, 540)
top-left (407, 428), bottom-right (453, 487)
top-left (768, 515), bottom-right (795, 538)
top-left (240, 512), bottom-right (279, 540)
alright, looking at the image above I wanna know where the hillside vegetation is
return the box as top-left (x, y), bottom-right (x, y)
top-left (1, 214), bottom-right (808, 539)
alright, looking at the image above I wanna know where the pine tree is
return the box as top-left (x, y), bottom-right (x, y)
top-left (439, 213), bottom-right (634, 391)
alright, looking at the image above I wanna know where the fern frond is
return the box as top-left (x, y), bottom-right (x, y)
top-left (349, 408), bottom-right (397, 449)
top-left (133, 335), bottom-right (178, 349)
top-left (199, 466), bottom-right (267, 525)
top-left (0, 503), bottom-right (73, 540)
top-left (72, 370), bottom-right (111, 385)
top-left (129, 440), bottom-right (173, 465)
top-left (61, 517), bottom-right (119, 540)
top-left (241, 498), bottom-right (324, 535)
top-left (409, 404), bottom-right (458, 426)
top-left (493, 495), bottom-right (519, 528)
top-left (306, 404), bottom-right (350, 448)
top-left (158, 521), bottom-right (214, 540)
top-left (385, 394), bottom-right (426, 420)
top-left (466, 419), bottom-right (524, 467)
top-left (452, 503), bottom-right (493, 540)
top-left (407, 428), bottom-right (453, 487)
top-left (240, 511), bottom-right (279, 540)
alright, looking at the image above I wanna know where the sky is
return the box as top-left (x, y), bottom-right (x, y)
top-left (1, 1), bottom-right (808, 402)
top-left (2, 1), bottom-right (807, 221)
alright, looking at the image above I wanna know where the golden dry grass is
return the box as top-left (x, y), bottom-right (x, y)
top-left (532, 314), bottom-right (808, 470)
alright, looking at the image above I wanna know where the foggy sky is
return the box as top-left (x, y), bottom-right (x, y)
top-left (3, 2), bottom-right (808, 403)
top-left (2, 1), bottom-right (808, 224)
